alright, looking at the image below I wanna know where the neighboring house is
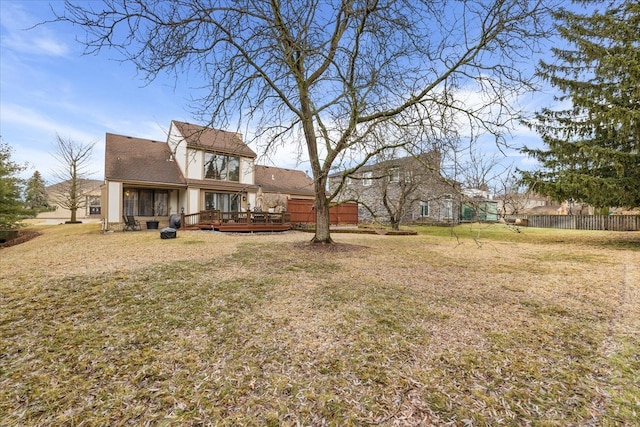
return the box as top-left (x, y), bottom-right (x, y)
top-left (254, 165), bottom-right (315, 211)
top-left (495, 191), bottom-right (554, 215)
top-left (36, 179), bottom-right (103, 221)
top-left (102, 120), bottom-right (312, 229)
top-left (460, 188), bottom-right (498, 222)
top-left (328, 153), bottom-right (460, 225)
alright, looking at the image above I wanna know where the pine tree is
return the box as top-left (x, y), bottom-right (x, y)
top-left (0, 143), bottom-right (27, 230)
top-left (521, 0), bottom-right (640, 209)
top-left (24, 171), bottom-right (48, 210)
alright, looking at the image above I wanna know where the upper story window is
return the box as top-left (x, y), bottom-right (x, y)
top-left (204, 153), bottom-right (240, 181)
top-left (389, 167), bottom-right (400, 183)
top-left (404, 170), bottom-right (412, 183)
top-left (363, 171), bottom-right (373, 187)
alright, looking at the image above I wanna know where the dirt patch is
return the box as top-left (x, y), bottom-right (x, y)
top-left (292, 241), bottom-right (369, 253)
top-left (0, 230), bottom-right (41, 249)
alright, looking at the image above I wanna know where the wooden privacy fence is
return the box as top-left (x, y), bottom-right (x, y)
top-left (287, 199), bottom-right (358, 225)
top-left (523, 215), bottom-right (640, 231)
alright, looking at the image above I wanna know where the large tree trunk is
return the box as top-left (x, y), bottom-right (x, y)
top-left (311, 179), bottom-right (333, 244)
top-left (69, 172), bottom-right (78, 223)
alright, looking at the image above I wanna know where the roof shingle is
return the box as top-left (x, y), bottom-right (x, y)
top-left (105, 133), bottom-right (186, 185)
top-left (172, 121), bottom-right (257, 158)
top-left (254, 165), bottom-right (315, 197)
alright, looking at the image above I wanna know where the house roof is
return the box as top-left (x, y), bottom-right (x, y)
top-left (171, 120), bottom-right (257, 158)
top-left (186, 179), bottom-right (258, 192)
top-left (46, 179), bottom-right (103, 197)
top-left (105, 133), bottom-right (187, 186)
top-left (254, 165), bottom-right (315, 197)
top-left (328, 151), bottom-right (442, 178)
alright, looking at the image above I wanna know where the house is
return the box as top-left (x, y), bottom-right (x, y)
top-left (36, 179), bottom-right (103, 221)
top-left (102, 120), bottom-right (314, 230)
top-left (254, 165), bottom-right (315, 211)
top-left (328, 152), bottom-right (460, 225)
top-left (460, 189), bottom-right (498, 222)
top-left (495, 191), bottom-right (555, 215)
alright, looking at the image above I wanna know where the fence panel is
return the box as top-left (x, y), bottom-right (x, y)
top-left (286, 199), bottom-right (358, 225)
top-left (524, 215), bottom-right (640, 231)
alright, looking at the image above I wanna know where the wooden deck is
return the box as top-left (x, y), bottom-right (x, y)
top-left (181, 210), bottom-right (292, 232)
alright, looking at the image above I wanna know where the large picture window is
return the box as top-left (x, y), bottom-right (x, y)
top-left (204, 153), bottom-right (240, 181)
top-left (123, 189), bottom-right (168, 216)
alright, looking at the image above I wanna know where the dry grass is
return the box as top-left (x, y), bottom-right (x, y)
top-left (1, 223), bottom-right (639, 426)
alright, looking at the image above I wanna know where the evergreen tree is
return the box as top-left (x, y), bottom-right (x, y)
top-left (0, 143), bottom-right (28, 229)
top-left (24, 171), bottom-right (48, 210)
top-left (521, 0), bottom-right (640, 209)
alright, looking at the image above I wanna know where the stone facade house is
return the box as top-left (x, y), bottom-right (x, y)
top-left (328, 153), bottom-right (460, 225)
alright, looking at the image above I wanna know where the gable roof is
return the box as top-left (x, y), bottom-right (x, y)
top-left (328, 151), bottom-right (442, 178)
top-left (172, 120), bottom-right (257, 158)
top-left (105, 133), bottom-right (186, 185)
top-left (46, 179), bottom-right (103, 197)
top-left (254, 165), bottom-right (315, 197)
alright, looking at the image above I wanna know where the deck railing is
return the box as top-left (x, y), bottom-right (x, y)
top-left (181, 210), bottom-right (221, 228)
top-left (180, 210), bottom-right (290, 228)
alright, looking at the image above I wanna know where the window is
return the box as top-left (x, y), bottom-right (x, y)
top-left (443, 194), bottom-right (453, 219)
top-left (363, 171), bottom-right (373, 187)
top-left (420, 201), bottom-right (429, 217)
top-left (346, 176), bottom-right (353, 185)
top-left (205, 192), bottom-right (240, 212)
top-left (123, 189), bottom-right (168, 216)
top-left (389, 167), bottom-right (400, 183)
top-left (404, 170), bottom-right (412, 183)
top-left (204, 153), bottom-right (240, 181)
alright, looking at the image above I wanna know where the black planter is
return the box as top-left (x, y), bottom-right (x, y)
top-left (146, 220), bottom-right (159, 230)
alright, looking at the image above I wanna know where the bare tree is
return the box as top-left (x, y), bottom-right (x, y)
top-left (54, 0), bottom-right (553, 243)
top-left (336, 148), bottom-right (455, 230)
top-left (51, 135), bottom-right (96, 223)
top-left (496, 169), bottom-right (533, 216)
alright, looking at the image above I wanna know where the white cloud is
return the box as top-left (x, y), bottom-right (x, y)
top-left (1, 103), bottom-right (99, 143)
top-left (0, 2), bottom-right (70, 57)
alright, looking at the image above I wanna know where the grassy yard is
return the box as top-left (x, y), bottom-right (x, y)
top-left (1, 223), bottom-right (639, 426)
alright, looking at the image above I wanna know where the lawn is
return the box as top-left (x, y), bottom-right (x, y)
top-left (1, 223), bottom-right (639, 426)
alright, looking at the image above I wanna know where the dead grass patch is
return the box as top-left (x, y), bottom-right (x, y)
top-left (1, 224), bottom-right (639, 425)
top-left (292, 240), bottom-right (369, 253)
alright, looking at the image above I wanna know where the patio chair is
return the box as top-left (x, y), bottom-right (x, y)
top-left (123, 215), bottom-right (141, 231)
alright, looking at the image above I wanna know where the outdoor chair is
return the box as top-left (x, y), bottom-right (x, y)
top-left (123, 215), bottom-right (141, 231)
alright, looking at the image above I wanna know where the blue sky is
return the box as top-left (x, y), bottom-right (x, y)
top-left (1, 0), bottom-right (550, 186)
top-left (1, 1), bottom-right (206, 184)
